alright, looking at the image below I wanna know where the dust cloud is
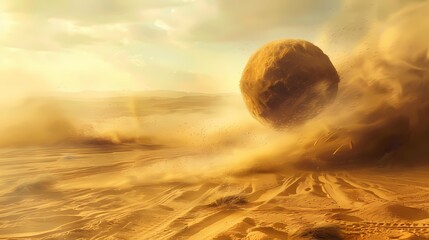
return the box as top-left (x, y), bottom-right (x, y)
top-left (2, 2), bottom-right (429, 239)
top-left (1, 2), bottom-right (428, 180)
top-left (227, 1), bottom-right (429, 174)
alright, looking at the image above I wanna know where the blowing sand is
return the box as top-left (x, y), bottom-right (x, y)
top-left (0, 94), bottom-right (428, 240)
top-left (2, 5), bottom-right (429, 237)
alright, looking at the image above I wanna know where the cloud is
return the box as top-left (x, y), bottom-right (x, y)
top-left (0, 0), bottom-right (343, 50)
top-left (0, 17), bottom-right (101, 51)
top-left (3, 0), bottom-right (187, 25)
top-left (169, 0), bottom-right (340, 41)
top-left (127, 22), bottom-right (171, 43)
top-left (0, 1), bottom-right (186, 50)
top-left (2, 0), bottom-right (341, 43)
top-left (2, 0), bottom-right (422, 95)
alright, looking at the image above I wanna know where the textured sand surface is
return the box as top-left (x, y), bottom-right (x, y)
top-left (0, 95), bottom-right (428, 240)
top-left (1, 146), bottom-right (429, 239)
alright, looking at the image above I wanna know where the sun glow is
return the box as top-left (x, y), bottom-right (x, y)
top-left (0, 13), bottom-right (11, 36)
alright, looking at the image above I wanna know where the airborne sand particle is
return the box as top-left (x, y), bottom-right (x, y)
top-left (0, 2), bottom-right (427, 178)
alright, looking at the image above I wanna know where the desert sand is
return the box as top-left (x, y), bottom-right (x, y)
top-left (0, 94), bottom-right (428, 240)
top-left (1, 1), bottom-right (428, 239)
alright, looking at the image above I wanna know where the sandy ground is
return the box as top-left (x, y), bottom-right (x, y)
top-left (1, 146), bottom-right (429, 239)
top-left (1, 94), bottom-right (429, 240)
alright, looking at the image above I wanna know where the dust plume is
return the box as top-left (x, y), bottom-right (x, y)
top-left (0, 97), bottom-right (157, 147)
top-left (1, 2), bottom-right (428, 181)
top-left (225, 1), bottom-right (429, 174)
top-left (0, 91), bottom-right (265, 151)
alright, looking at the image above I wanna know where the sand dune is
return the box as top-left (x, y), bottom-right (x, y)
top-left (1, 143), bottom-right (429, 239)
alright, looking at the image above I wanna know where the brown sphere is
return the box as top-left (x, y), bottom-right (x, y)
top-left (240, 39), bottom-right (339, 128)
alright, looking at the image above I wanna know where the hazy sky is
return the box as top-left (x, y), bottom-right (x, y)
top-left (0, 0), bottom-right (422, 95)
